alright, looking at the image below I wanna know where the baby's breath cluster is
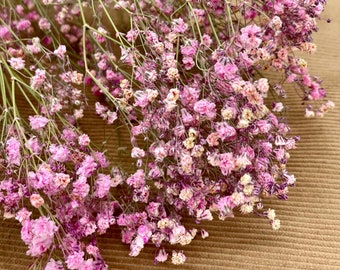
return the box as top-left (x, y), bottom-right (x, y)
top-left (0, 0), bottom-right (332, 269)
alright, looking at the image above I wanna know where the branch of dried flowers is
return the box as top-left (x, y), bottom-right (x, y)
top-left (0, 4), bottom-right (126, 267)
top-left (75, 0), bottom-right (334, 264)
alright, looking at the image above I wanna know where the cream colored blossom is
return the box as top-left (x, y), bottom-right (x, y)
top-left (167, 67), bottom-right (180, 81)
top-left (271, 219), bottom-right (281, 230)
top-left (179, 188), bottom-right (194, 202)
top-left (171, 251), bottom-right (186, 265)
top-left (221, 108), bottom-right (233, 120)
top-left (240, 204), bottom-right (254, 214)
top-left (240, 173), bottom-right (252, 185)
top-left (243, 185), bottom-right (254, 196)
top-left (267, 208), bottom-right (276, 220)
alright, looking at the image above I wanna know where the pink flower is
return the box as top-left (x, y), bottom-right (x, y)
top-left (180, 87), bottom-right (200, 109)
top-left (0, 26), bottom-right (11, 40)
top-left (94, 174), bottom-right (111, 198)
top-left (215, 122), bottom-right (236, 140)
top-left (62, 128), bottom-right (78, 142)
top-left (97, 217), bottom-right (110, 234)
top-left (49, 144), bottom-right (70, 163)
top-left (30, 193), bottom-right (44, 208)
top-left (53, 45), bottom-right (66, 58)
top-left (201, 34), bottom-right (212, 48)
top-left (66, 251), bottom-right (85, 270)
top-left (201, 229), bottom-right (209, 239)
top-left (133, 91), bottom-right (149, 108)
top-left (257, 120), bottom-right (271, 133)
top-left (217, 196), bottom-right (235, 218)
top-left (194, 99), bottom-right (217, 120)
top-left (131, 147), bottom-right (145, 158)
top-left (76, 156), bottom-right (97, 177)
top-left (38, 18), bottom-right (51, 30)
top-left (181, 108), bottom-right (195, 125)
top-left (54, 173), bottom-right (71, 189)
top-left (219, 153), bottom-right (235, 176)
top-left (80, 259), bottom-right (96, 269)
top-left (180, 153), bottom-right (194, 174)
top-left (137, 224), bottom-right (153, 243)
top-left (129, 235), bottom-right (144, 257)
top-left (239, 24), bottom-right (262, 50)
top-left (29, 163), bottom-right (54, 189)
top-left (196, 209), bottom-right (213, 221)
top-left (182, 57), bottom-right (195, 70)
top-left (21, 217), bottom-right (58, 257)
top-left (9, 57), bottom-right (25, 70)
top-left (272, 102), bottom-right (284, 112)
top-left (126, 169), bottom-right (145, 189)
top-left (95, 102), bottom-right (108, 115)
top-left (78, 134), bottom-right (90, 146)
top-left (92, 151), bottom-right (109, 168)
top-left (6, 137), bottom-right (21, 166)
top-left (206, 132), bottom-right (219, 146)
top-left (86, 244), bottom-right (100, 257)
top-left (146, 202), bottom-right (162, 218)
top-left (45, 259), bottom-right (64, 270)
top-left (16, 19), bottom-right (31, 31)
top-left (308, 88), bottom-right (326, 100)
top-left (107, 111), bottom-right (118, 124)
top-left (155, 249), bottom-right (168, 263)
top-left (72, 176), bottom-right (90, 198)
top-left (29, 115), bottom-right (49, 131)
top-left (256, 78), bottom-right (269, 95)
top-left (258, 172), bottom-right (274, 190)
top-left (214, 60), bottom-right (238, 80)
top-left (97, 59), bottom-right (108, 70)
top-left (25, 136), bottom-right (42, 154)
top-left (180, 39), bottom-right (198, 57)
top-left (20, 220), bottom-right (33, 245)
top-left (93, 27), bottom-right (108, 43)
top-left (15, 208), bottom-right (32, 224)
top-left (133, 185), bottom-right (150, 203)
top-left (172, 18), bottom-right (188, 33)
top-left (30, 69), bottom-right (46, 89)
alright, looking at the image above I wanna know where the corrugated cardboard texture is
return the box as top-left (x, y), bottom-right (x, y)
top-left (1, 1), bottom-right (340, 269)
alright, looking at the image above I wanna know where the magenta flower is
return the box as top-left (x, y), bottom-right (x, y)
top-left (30, 69), bottom-right (46, 90)
top-left (94, 174), bottom-right (111, 198)
top-left (126, 169), bottom-right (146, 189)
top-left (29, 115), bottom-right (49, 131)
top-left (8, 57), bottom-right (25, 70)
top-left (193, 99), bottom-right (217, 120)
top-left (72, 176), bottom-right (90, 198)
top-left (76, 156), bottom-right (97, 178)
top-left (21, 217), bottom-right (58, 257)
top-left (6, 137), bottom-right (21, 166)
top-left (155, 248), bottom-right (168, 263)
top-left (45, 259), bottom-right (64, 270)
top-left (49, 144), bottom-right (70, 163)
top-left (66, 251), bottom-right (85, 270)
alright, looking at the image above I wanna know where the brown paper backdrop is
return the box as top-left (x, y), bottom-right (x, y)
top-left (1, 1), bottom-right (340, 269)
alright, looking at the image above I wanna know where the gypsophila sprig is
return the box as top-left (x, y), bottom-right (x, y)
top-left (0, 0), bottom-right (333, 268)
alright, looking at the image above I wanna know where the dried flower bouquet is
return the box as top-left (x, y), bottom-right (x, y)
top-left (0, 0), bottom-right (333, 269)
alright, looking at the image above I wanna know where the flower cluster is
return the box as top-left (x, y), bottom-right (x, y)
top-left (0, 0), bottom-right (332, 269)
top-left (77, 0), bottom-right (331, 263)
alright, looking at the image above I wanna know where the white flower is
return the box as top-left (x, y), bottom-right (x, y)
top-left (271, 219), bottom-right (281, 230)
top-left (240, 174), bottom-right (252, 185)
top-left (267, 208), bottom-right (276, 220)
